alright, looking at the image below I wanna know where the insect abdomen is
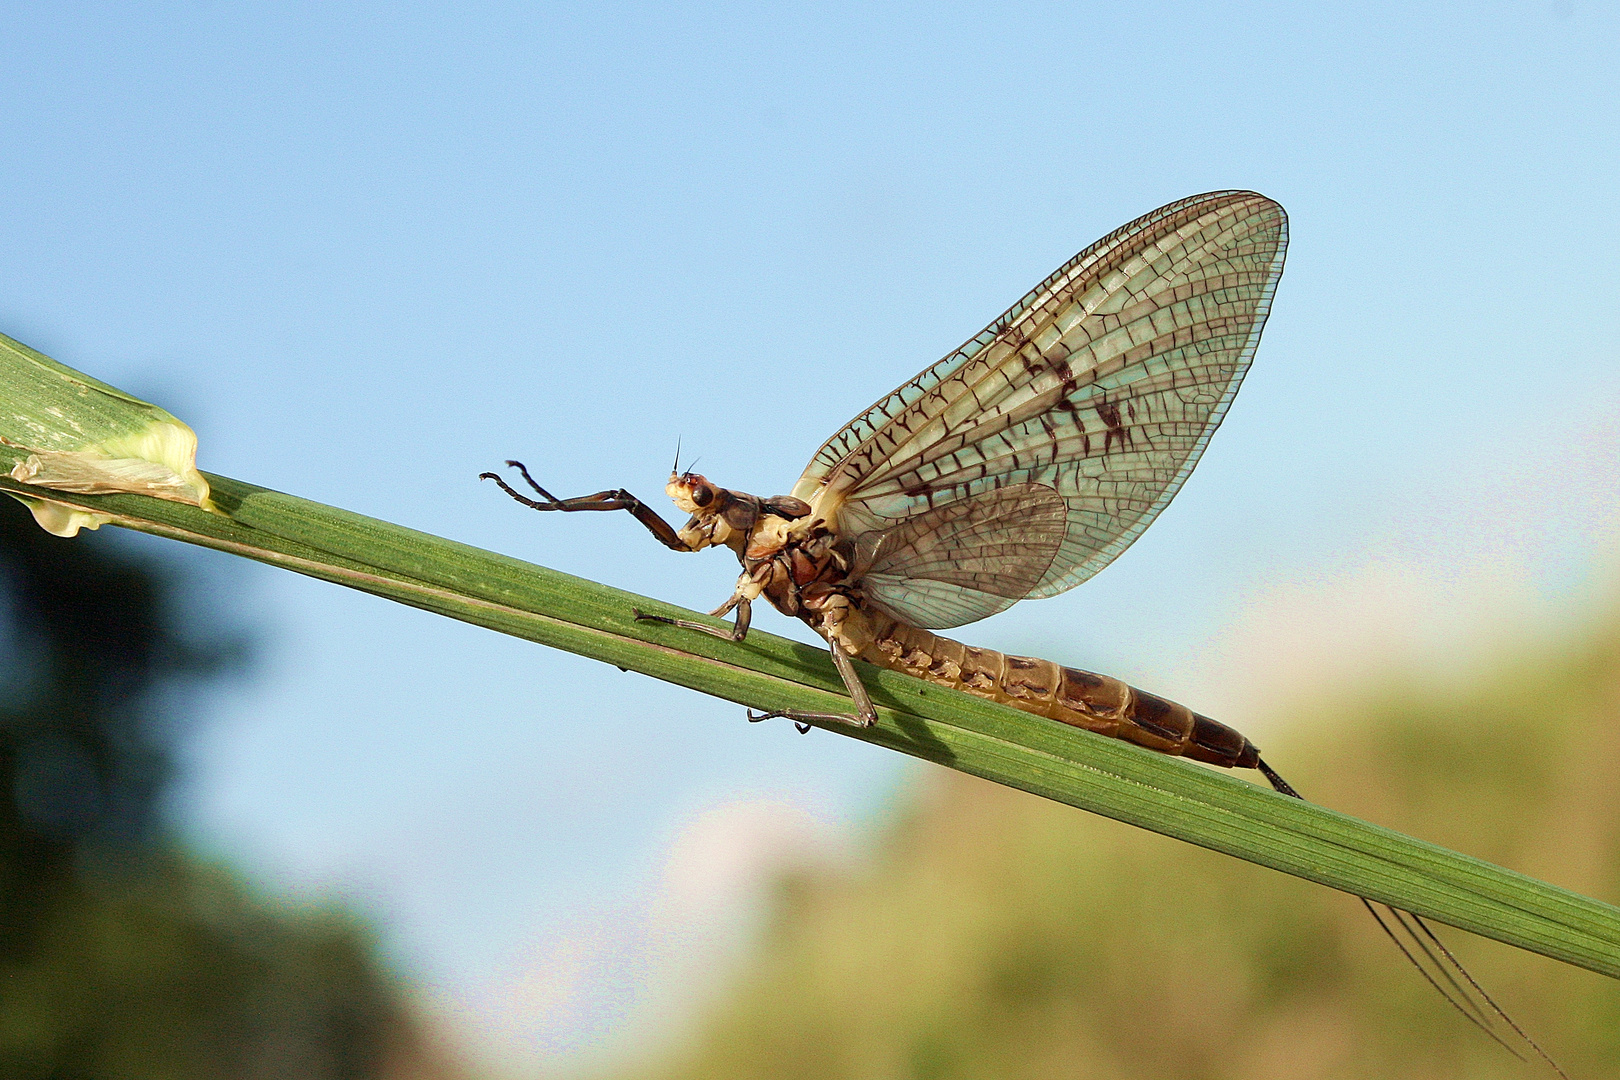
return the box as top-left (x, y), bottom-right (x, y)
top-left (859, 616), bottom-right (1258, 769)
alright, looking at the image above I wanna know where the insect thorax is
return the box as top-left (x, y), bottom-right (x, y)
top-left (665, 473), bottom-right (861, 624)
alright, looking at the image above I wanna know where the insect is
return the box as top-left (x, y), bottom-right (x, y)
top-left (485, 190), bottom-right (1560, 1073)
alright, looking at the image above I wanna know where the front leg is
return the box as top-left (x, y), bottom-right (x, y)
top-left (747, 636), bottom-right (878, 733)
top-left (480, 460), bottom-right (691, 552)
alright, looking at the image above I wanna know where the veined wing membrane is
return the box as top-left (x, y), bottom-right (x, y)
top-left (792, 190), bottom-right (1287, 622)
top-left (856, 482), bottom-right (1067, 629)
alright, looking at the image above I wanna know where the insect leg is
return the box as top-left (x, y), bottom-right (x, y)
top-left (747, 637), bottom-right (878, 733)
top-left (480, 461), bottom-right (691, 551)
top-left (632, 597), bottom-right (752, 643)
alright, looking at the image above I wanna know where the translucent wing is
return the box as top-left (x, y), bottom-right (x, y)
top-left (792, 190), bottom-right (1287, 628)
top-left (857, 483), bottom-right (1068, 628)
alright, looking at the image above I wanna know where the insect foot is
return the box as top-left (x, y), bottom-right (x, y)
top-left (747, 708), bottom-right (875, 734)
top-left (747, 709), bottom-right (813, 734)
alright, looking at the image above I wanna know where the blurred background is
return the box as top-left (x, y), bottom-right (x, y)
top-left (1, 1), bottom-right (1617, 1077)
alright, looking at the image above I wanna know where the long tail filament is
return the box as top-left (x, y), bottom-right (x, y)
top-left (1255, 757), bottom-right (1566, 1079)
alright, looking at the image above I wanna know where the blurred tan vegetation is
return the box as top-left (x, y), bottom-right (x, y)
top-left (604, 607), bottom-right (1620, 1080)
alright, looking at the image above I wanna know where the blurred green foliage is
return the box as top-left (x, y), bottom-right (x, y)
top-left (611, 611), bottom-right (1620, 1080)
top-left (0, 498), bottom-right (430, 1079)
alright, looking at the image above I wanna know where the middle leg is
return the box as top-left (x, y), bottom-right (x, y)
top-left (633, 596), bottom-right (751, 643)
top-left (747, 636), bottom-right (878, 733)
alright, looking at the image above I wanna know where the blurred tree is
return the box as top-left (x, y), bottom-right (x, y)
top-left (609, 610), bottom-right (1620, 1080)
top-left (0, 488), bottom-right (231, 957)
top-left (0, 498), bottom-right (446, 1080)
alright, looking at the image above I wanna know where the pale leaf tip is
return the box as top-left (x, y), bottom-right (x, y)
top-left (0, 334), bottom-right (222, 535)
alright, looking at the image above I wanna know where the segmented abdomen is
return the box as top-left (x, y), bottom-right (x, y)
top-left (856, 613), bottom-right (1258, 769)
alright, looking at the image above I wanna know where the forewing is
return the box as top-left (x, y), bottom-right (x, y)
top-left (793, 190), bottom-right (1286, 610)
top-left (857, 483), bottom-right (1067, 629)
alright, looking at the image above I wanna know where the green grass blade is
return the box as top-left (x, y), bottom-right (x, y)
top-left (5, 472), bottom-right (1619, 980)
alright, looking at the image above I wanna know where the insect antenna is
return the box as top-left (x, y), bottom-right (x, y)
top-left (1254, 757), bottom-right (1567, 1078)
top-left (668, 441), bottom-right (702, 477)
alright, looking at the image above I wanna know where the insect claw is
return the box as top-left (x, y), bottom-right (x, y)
top-left (795, 721), bottom-right (812, 734)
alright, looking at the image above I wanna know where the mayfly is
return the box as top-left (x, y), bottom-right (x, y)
top-left (485, 191), bottom-right (1561, 1073)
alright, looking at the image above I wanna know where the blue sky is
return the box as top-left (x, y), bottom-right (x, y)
top-left (3, 1), bottom-right (1617, 1070)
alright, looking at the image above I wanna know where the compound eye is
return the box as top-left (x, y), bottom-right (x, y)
top-left (690, 484), bottom-right (713, 507)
